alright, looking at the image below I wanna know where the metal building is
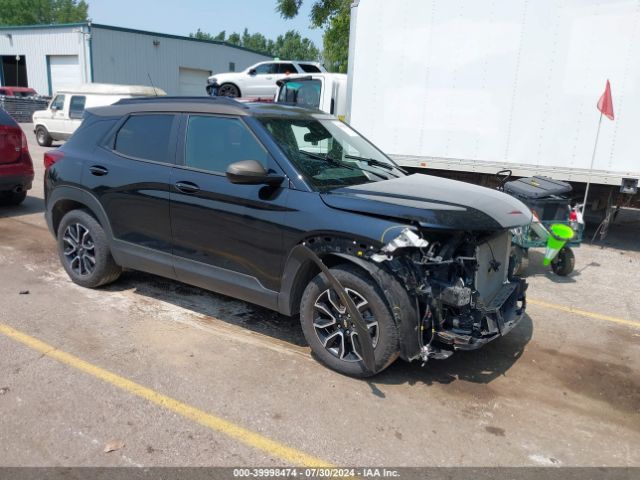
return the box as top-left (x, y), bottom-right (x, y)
top-left (0, 23), bottom-right (270, 96)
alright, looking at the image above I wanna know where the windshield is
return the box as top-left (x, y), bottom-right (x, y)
top-left (258, 117), bottom-right (405, 191)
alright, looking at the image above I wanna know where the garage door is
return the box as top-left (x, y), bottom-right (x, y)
top-left (48, 55), bottom-right (81, 94)
top-left (178, 67), bottom-right (211, 96)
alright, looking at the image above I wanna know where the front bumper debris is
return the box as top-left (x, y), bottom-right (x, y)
top-left (433, 278), bottom-right (527, 351)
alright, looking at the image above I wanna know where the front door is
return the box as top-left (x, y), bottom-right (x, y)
top-left (47, 94), bottom-right (67, 135)
top-left (170, 114), bottom-right (289, 308)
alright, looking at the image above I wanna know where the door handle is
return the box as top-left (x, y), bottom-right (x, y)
top-left (89, 165), bottom-right (108, 176)
top-left (175, 181), bottom-right (200, 194)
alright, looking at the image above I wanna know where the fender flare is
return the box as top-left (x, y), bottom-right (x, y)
top-left (47, 186), bottom-right (114, 240)
top-left (278, 245), bottom-right (421, 362)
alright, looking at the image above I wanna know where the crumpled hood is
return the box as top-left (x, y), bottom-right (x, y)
top-left (320, 174), bottom-right (532, 231)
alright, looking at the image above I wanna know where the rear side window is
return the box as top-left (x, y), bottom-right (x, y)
top-left (278, 63), bottom-right (296, 74)
top-left (184, 116), bottom-right (270, 174)
top-left (69, 96), bottom-right (86, 119)
top-left (114, 114), bottom-right (175, 163)
top-left (299, 64), bottom-right (321, 73)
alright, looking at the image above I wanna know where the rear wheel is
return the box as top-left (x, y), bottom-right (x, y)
top-left (551, 247), bottom-right (575, 276)
top-left (299, 264), bottom-right (399, 377)
top-left (0, 190), bottom-right (27, 206)
top-left (35, 126), bottom-right (52, 147)
top-left (57, 210), bottom-right (122, 288)
top-left (217, 83), bottom-right (240, 97)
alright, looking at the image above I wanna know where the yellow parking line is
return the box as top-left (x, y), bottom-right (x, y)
top-left (528, 299), bottom-right (640, 329)
top-left (0, 323), bottom-right (332, 467)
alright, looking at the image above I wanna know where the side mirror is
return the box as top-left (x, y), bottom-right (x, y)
top-left (51, 105), bottom-right (59, 111)
top-left (226, 160), bottom-right (284, 186)
top-left (248, 68), bottom-right (257, 76)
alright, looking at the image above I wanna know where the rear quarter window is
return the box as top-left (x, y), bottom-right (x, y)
top-left (113, 114), bottom-right (176, 163)
top-left (299, 64), bottom-right (321, 73)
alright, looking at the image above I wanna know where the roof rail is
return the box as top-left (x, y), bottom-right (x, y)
top-left (114, 96), bottom-right (247, 107)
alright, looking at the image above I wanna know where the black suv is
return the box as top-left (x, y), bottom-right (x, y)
top-left (45, 97), bottom-right (531, 377)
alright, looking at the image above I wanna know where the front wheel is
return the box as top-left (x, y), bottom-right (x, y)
top-left (57, 210), bottom-right (122, 288)
top-left (35, 126), bottom-right (53, 147)
top-left (551, 247), bottom-right (575, 276)
top-left (217, 83), bottom-right (240, 97)
top-left (299, 264), bottom-right (399, 377)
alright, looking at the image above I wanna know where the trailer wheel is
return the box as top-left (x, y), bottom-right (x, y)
top-left (551, 247), bottom-right (575, 276)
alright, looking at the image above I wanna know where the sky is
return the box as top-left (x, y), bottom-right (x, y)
top-left (87, 0), bottom-right (324, 47)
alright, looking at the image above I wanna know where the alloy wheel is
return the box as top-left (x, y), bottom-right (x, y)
top-left (62, 223), bottom-right (96, 276)
top-left (312, 288), bottom-right (379, 362)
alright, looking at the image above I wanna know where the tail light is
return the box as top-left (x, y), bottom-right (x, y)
top-left (569, 210), bottom-right (578, 222)
top-left (44, 150), bottom-right (64, 169)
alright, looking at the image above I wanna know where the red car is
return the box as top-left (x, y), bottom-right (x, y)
top-left (0, 86), bottom-right (38, 97)
top-left (0, 108), bottom-right (33, 206)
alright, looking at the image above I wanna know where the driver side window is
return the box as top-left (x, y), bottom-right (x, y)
top-left (254, 63), bottom-right (277, 75)
top-left (51, 95), bottom-right (65, 111)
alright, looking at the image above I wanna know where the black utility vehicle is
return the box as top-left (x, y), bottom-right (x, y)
top-left (45, 97), bottom-right (531, 377)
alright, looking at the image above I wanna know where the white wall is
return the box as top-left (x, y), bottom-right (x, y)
top-left (91, 26), bottom-right (270, 95)
top-left (0, 26), bottom-right (90, 95)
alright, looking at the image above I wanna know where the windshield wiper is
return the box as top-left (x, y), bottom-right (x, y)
top-left (344, 154), bottom-right (406, 175)
top-left (298, 150), bottom-right (389, 180)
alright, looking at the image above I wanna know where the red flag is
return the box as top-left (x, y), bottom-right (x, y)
top-left (597, 80), bottom-right (614, 120)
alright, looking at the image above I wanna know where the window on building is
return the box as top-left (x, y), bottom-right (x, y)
top-left (50, 95), bottom-right (65, 111)
top-left (114, 114), bottom-right (175, 163)
top-left (229, 62), bottom-right (236, 72)
top-left (185, 115), bottom-right (270, 174)
top-left (69, 96), bottom-right (86, 119)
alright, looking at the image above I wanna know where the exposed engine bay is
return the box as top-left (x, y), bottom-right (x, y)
top-left (304, 226), bottom-right (527, 365)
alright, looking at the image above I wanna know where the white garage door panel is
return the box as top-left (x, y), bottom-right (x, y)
top-left (179, 67), bottom-right (210, 96)
top-left (49, 55), bottom-right (81, 94)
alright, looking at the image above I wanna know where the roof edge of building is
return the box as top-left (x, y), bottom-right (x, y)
top-left (0, 22), bottom-right (273, 58)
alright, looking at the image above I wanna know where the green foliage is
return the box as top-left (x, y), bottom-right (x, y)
top-left (189, 27), bottom-right (319, 61)
top-left (276, 0), bottom-right (350, 72)
top-left (0, 0), bottom-right (89, 25)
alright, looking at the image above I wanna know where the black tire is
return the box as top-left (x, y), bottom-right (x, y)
top-left (551, 247), bottom-right (575, 276)
top-left (300, 264), bottom-right (399, 377)
top-left (0, 190), bottom-right (27, 206)
top-left (57, 209), bottom-right (122, 288)
top-left (509, 245), bottom-right (528, 277)
top-left (217, 83), bottom-right (241, 98)
top-left (35, 126), bottom-right (53, 147)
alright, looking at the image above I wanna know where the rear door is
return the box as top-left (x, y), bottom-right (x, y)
top-left (84, 113), bottom-right (179, 278)
top-left (170, 114), bottom-right (289, 307)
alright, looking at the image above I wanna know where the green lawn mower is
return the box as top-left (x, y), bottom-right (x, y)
top-left (498, 171), bottom-right (585, 276)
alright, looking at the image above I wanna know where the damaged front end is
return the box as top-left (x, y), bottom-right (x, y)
top-left (369, 227), bottom-right (527, 363)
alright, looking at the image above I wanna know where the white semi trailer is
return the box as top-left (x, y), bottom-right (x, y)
top-left (344, 0), bottom-right (640, 210)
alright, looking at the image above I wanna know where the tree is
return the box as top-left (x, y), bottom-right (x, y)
top-left (188, 27), bottom-right (319, 61)
top-left (0, 0), bottom-right (89, 25)
top-left (272, 30), bottom-right (319, 62)
top-left (276, 0), bottom-right (350, 72)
